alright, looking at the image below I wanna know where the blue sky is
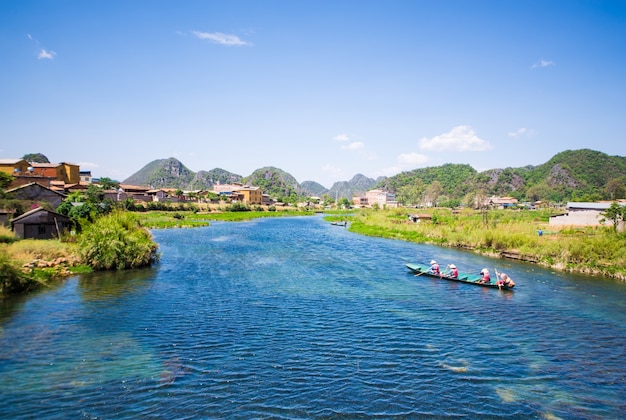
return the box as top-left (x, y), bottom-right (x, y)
top-left (1, 0), bottom-right (625, 188)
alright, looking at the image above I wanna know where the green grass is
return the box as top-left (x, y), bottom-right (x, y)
top-left (348, 208), bottom-right (626, 280)
top-left (139, 209), bottom-right (314, 226)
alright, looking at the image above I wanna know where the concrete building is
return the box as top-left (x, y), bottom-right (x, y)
top-left (549, 201), bottom-right (626, 230)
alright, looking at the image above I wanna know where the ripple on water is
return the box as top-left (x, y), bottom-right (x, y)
top-left (0, 217), bottom-right (624, 418)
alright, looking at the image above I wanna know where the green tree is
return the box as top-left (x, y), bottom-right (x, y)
top-left (338, 198), bottom-right (351, 208)
top-left (98, 177), bottom-right (119, 190)
top-left (600, 202), bottom-right (625, 231)
top-left (605, 178), bottom-right (626, 200)
top-left (0, 172), bottom-right (14, 190)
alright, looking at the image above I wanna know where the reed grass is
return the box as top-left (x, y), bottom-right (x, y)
top-left (78, 212), bottom-right (159, 270)
top-left (349, 208), bottom-right (626, 279)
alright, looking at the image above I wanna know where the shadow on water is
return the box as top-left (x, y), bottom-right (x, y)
top-left (77, 266), bottom-right (157, 301)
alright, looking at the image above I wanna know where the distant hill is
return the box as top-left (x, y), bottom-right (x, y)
top-left (123, 158), bottom-right (195, 188)
top-left (124, 159), bottom-right (243, 190)
top-left (328, 174), bottom-right (379, 200)
top-left (300, 180), bottom-right (328, 197)
top-left (22, 153), bottom-right (50, 163)
top-left (122, 149), bottom-right (625, 203)
top-left (189, 168), bottom-right (242, 190)
top-left (243, 166), bottom-right (301, 199)
top-left (378, 149), bottom-right (626, 204)
top-left (123, 159), bottom-right (381, 200)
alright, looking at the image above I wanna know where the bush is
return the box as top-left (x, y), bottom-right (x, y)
top-left (227, 203), bottom-right (251, 212)
top-left (0, 226), bottom-right (17, 244)
top-left (78, 212), bottom-right (160, 270)
top-left (0, 248), bottom-right (40, 295)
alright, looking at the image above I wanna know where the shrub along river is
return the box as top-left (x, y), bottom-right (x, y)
top-left (1, 215), bottom-right (625, 418)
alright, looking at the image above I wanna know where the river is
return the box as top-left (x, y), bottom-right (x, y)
top-left (1, 215), bottom-right (625, 419)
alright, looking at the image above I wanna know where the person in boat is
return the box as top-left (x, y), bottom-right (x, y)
top-left (496, 272), bottom-right (515, 288)
top-left (429, 260), bottom-right (440, 275)
top-left (479, 268), bottom-right (491, 284)
top-left (447, 264), bottom-right (459, 279)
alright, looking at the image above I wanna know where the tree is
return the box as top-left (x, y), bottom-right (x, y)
top-left (600, 202), bottom-right (625, 231)
top-left (423, 181), bottom-right (442, 207)
top-left (97, 177), bottom-right (119, 190)
top-left (605, 178), bottom-right (626, 200)
top-left (338, 198), bottom-right (351, 208)
top-left (0, 172), bottom-right (14, 190)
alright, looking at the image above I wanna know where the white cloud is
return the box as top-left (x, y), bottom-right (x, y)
top-left (532, 59), bottom-right (555, 69)
top-left (78, 161), bottom-right (99, 169)
top-left (333, 133), bottom-right (350, 142)
top-left (341, 141), bottom-right (364, 151)
top-left (508, 128), bottom-right (536, 137)
top-left (419, 125), bottom-right (492, 152)
top-left (27, 34), bottom-right (56, 59)
top-left (38, 49), bottom-right (56, 60)
top-left (192, 31), bottom-right (251, 46)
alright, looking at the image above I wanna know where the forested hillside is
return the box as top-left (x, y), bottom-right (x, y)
top-left (378, 149), bottom-right (626, 205)
top-left (243, 167), bottom-right (301, 201)
top-left (121, 149), bottom-right (625, 204)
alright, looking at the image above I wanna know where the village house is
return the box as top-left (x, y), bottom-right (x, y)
top-left (29, 162), bottom-right (80, 184)
top-left (4, 182), bottom-right (67, 209)
top-left (11, 207), bottom-right (71, 240)
top-left (352, 196), bottom-right (369, 208)
top-left (364, 189), bottom-right (398, 208)
top-left (487, 196), bottom-right (519, 209)
top-left (0, 158), bottom-right (30, 175)
top-left (549, 201), bottom-right (626, 230)
top-left (212, 182), bottom-right (264, 205)
top-left (147, 188), bottom-right (170, 202)
top-left (407, 213), bottom-right (433, 223)
top-left (79, 170), bottom-right (93, 184)
top-left (1, 159), bottom-right (82, 192)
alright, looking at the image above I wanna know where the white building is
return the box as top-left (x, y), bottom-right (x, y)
top-left (549, 201), bottom-right (626, 229)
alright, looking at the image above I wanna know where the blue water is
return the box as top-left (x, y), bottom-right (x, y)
top-left (1, 215), bottom-right (625, 419)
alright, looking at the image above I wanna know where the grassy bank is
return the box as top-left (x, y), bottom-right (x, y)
top-left (1, 212), bottom-right (159, 296)
top-left (1, 231), bottom-right (90, 296)
top-left (139, 209), bottom-right (314, 228)
top-left (347, 208), bottom-right (626, 280)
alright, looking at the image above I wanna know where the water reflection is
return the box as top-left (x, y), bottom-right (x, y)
top-left (77, 266), bottom-right (157, 301)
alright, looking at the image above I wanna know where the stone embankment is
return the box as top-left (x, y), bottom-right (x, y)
top-left (21, 256), bottom-right (80, 277)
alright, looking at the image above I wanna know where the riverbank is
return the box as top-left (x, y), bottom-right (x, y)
top-left (345, 208), bottom-right (626, 280)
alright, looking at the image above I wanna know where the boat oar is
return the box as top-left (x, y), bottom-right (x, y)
top-left (495, 268), bottom-right (501, 290)
top-left (414, 271), bottom-right (426, 277)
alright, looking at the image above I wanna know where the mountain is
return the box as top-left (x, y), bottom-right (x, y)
top-left (124, 159), bottom-right (242, 190)
top-left (300, 180), bottom-right (328, 197)
top-left (242, 166), bottom-right (300, 199)
top-left (328, 174), bottom-right (379, 200)
top-left (380, 149), bottom-right (626, 204)
top-left (122, 149), bottom-right (625, 203)
top-left (189, 168), bottom-right (242, 190)
top-left (123, 158), bottom-right (195, 188)
top-left (22, 153), bottom-right (50, 163)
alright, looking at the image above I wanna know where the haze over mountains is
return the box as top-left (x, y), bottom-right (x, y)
top-left (123, 149), bottom-right (626, 202)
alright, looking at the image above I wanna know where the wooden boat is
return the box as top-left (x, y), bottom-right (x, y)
top-left (406, 263), bottom-right (515, 290)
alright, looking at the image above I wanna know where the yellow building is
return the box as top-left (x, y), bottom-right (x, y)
top-left (29, 162), bottom-right (80, 184)
top-left (236, 186), bottom-right (263, 205)
top-left (0, 159), bottom-right (30, 175)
